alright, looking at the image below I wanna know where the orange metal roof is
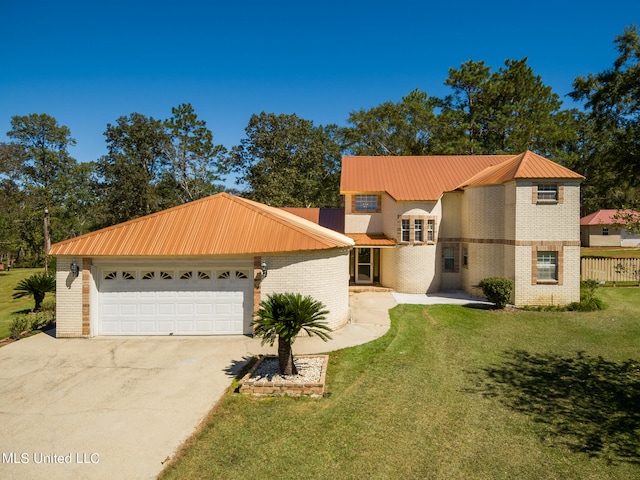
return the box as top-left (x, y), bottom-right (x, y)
top-left (346, 233), bottom-right (396, 247)
top-left (341, 152), bottom-right (583, 200)
top-left (580, 209), bottom-right (640, 226)
top-left (458, 151), bottom-right (584, 188)
top-left (50, 193), bottom-right (354, 257)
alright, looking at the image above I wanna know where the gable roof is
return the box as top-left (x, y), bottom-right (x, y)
top-left (49, 193), bottom-right (354, 257)
top-left (341, 151), bottom-right (584, 201)
top-left (580, 209), bottom-right (640, 226)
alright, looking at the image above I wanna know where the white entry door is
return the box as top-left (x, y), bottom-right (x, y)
top-left (97, 267), bottom-right (252, 335)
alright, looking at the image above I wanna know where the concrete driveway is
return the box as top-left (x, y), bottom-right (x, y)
top-left (0, 292), bottom-right (395, 480)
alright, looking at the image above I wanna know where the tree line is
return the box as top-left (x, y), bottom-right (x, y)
top-left (1, 26), bottom-right (638, 267)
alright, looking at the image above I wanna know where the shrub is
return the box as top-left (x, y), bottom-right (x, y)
top-left (12, 273), bottom-right (56, 311)
top-left (478, 277), bottom-right (514, 309)
top-left (9, 316), bottom-right (30, 340)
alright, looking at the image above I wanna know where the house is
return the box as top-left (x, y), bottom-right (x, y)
top-left (49, 193), bottom-right (354, 337)
top-left (339, 151), bottom-right (584, 306)
top-left (580, 209), bottom-right (640, 247)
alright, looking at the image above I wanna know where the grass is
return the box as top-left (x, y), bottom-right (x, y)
top-left (160, 287), bottom-right (640, 480)
top-left (0, 268), bottom-right (50, 339)
top-left (581, 247), bottom-right (640, 258)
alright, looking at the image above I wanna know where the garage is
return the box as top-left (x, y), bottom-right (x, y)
top-left (97, 266), bottom-right (253, 335)
top-left (50, 192), bottom-right (354, 338)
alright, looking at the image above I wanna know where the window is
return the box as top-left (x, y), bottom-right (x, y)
top-left (198, 271), bottom-right (211, 280)
top-left (104, 271), bottom-right (117, 280)
top-left (537, 251), bottom-right (558, 281)
top-left (414, 220), bottom-right (423, 242)
top-left (602, 227), bottom-right (609, 236)
top-left (427, 219), bottom-right (435, 242)
top-left (160, 271), bottom-right (173, 280)
top-left (122, 271), bottom-right (135, 280)
top-left (235, 271), bottom-right (248, 280)
top-left (444, 246), bottom-right (456, 272)
top-left (217, 271), bottom-right (231, 280)
top-left (179, 271), bottom-right (193, 280)
top-left (537, 184), bottom-right (558, 202)
top-left (142, 271), bottom-right (155, 280)
top-left (462, 246), bottom-right (468, 268)
top-left (401, 219), bottom-right (410, 242)
top-left (355, 195), bottom-right (379, 212)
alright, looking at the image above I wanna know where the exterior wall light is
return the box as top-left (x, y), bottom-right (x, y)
top-left (261, 261), bottom-right (268, 278)
top-left (70, 260), bottom-right (80, 277)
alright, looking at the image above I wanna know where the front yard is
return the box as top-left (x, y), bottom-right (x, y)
top-left (161, 287), bottom-right (640, 480)
top-left (0, 268), bottom-right (51, 339)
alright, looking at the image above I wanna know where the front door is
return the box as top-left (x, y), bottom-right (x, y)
top-left (356, 248), bottom-right (373, 284)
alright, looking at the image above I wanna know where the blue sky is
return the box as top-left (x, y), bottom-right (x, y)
top-left (1, 0), bottom-right (638, 186)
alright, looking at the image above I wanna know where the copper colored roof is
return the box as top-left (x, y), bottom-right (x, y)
top-left (341, 152), bottom-right (583, 200)
top-left (346, 233), bottom-right (396, 247)
top-left (50, 193), bottom-right (354, 257)
top-left (580, 209), bottom-right (640, 226)
top-left (458, 151), bottom-right (584, 188)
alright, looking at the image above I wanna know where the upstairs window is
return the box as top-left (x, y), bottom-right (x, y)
top-left (401, 219), bottom-right (410, 242)
top-left (535, 184), bottom-right (558, 202)
top-left (427, 219), bottom-right (435, 242)
top-left (414, 220), bottom-right (423, 242)
top-left (354, 195), bottom-right (379, 212)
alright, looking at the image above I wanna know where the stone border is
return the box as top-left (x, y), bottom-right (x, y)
top-left (239, 354), bottom-right (328, 397)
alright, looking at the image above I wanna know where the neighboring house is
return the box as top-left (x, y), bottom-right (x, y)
top-left (339, 151), bottom-right (584, 306)
top-left (580, 209), bottom-right (640, 247)
top-left (49, 193), bottom-right (354, 337)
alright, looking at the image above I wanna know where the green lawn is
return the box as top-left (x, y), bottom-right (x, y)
top-left (0, 268), bottom-right (50, 339)
top-left (160, 287), bottom-right (640, 480)
top-left (582, 247), bottom-right (640, 258)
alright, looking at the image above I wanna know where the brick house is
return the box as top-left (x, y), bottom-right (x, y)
top-left (340, 151), bottom-right (584, 306)
top-left (51, 151), bottom-right (585, 337)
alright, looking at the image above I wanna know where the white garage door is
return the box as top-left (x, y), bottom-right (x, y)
top-left (97, 267), bottom-right (253, 335)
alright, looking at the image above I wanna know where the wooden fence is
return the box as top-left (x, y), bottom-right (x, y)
top-left (581, 257), bottom-right (640, 283)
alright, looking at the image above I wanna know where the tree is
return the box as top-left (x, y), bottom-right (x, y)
top-left (437, 60), bottom-right (492, 154)
top-left (570, 25), bottom-right (640, 212)
top-left (344, 89), bottom-right (437, 155)
top-left (165, 103), bottom-right (227, 203)
top-left (6, 113), bottom-right (77, 205)
top-left (4, 115), bottom-right (82, 266)
top-left (253, 293), bottom-right (332, 375)
top-left (97, 113), bottom-right (172, 226)
top-left (12, 273), bottom-right (56, 311)
top-left (435, 59), bottom-right (575, 157)
top-left (227, 112), bottom-right (342, 207)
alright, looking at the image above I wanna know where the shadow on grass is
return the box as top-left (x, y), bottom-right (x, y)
top-left (470, 350), bottom-right (640, 463)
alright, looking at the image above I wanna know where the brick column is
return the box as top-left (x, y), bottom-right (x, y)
top-left (82, 258), bottom-right (91, 336)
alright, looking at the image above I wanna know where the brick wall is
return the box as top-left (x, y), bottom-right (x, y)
top-left (260, 248), bottom-right (351, 330)
top-left (55, 256), bottom-right (86, 338)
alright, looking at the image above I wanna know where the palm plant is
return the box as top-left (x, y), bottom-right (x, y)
top-left (253, 292), bottom-right (332, 375)
top-left (12, 273), bottom-right (56, 311)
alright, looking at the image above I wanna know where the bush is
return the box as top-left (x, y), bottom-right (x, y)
top-left (9, 316), bottom-right (30, 340)
top-left (478, 277), bottom-right (514, 309)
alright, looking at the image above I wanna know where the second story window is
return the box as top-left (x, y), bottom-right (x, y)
top-left (414, 220), bottom-right (423, 242)
top-left (355, 195), bottom-right (379, 212)
top-left (401, 219), bottom-right (410, 242)
top-left (427, 219), bottom-right (435, 242)
top-left (536, 184), bottom-right (558, 202)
